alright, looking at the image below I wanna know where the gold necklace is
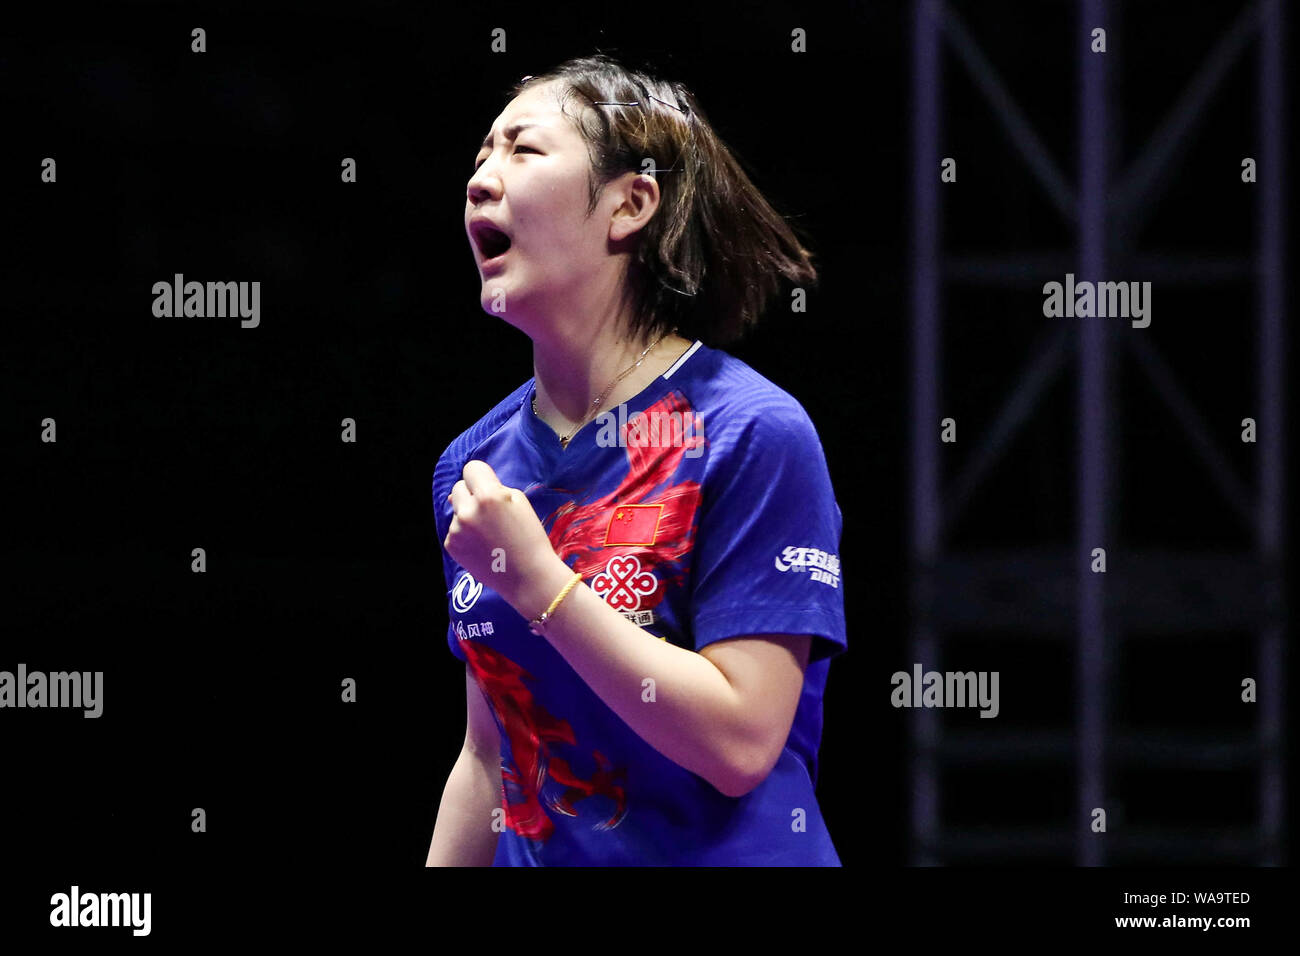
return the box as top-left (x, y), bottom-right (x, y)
top-left (533, 328), bottom-right (677, 448)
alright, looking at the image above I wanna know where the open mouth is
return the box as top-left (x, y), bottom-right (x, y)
top-left (472, 223), bottom-right (513, 262)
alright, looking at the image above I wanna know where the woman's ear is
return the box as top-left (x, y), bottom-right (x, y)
top-left (608, 172), bottom-right (661, 243)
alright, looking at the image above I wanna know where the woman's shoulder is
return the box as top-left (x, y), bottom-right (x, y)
top-left (688, 347), bottom-right (821, 439)
top-left (434, 377), bottom-right (533, 472)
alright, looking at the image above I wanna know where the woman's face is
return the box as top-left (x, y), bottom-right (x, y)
top-left (466, 81), bottom-right (653, 333)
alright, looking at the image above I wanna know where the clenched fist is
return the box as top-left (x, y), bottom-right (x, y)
top-left (444, 459), bottom-right (564, 613)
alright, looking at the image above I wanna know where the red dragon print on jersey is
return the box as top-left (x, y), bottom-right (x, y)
top-left (467, 391), bottom-right (708, 844)
top-left (463, 640), bottom-right (627, 841)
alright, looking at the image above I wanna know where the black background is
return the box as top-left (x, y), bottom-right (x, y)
top-left (2, 0), bottom-right (1295, 941)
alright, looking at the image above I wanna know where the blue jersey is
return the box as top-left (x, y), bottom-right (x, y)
top-left (432, 339), bottom-right (848, 865)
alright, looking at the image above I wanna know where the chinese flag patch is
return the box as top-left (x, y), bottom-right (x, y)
top-left (603, 504), bottom-right (663, 546)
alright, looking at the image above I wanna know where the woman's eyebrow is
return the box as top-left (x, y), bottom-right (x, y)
top-left (479, 121), bottom-right (541, 149)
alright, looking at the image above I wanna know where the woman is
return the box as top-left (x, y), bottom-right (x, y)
top-left (426, 55), bottom-right (846, 866)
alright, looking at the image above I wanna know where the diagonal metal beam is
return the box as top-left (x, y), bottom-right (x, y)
top-left (1124, 333), bottom-right (1254, 529)
top-left (937, 0), bottom-right (1077, 226)
top-left (942, 323), bottom-right (1072, 533)
top-left (1112, 0), bottom-right (1266, 232)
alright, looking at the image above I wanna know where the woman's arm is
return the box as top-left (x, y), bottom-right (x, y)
top-left (514, 555), bottom-right (811, 798)
top-left (444, 461), bottom-right (813, 799)
top-left (426, 664), bottom-right (503, 866)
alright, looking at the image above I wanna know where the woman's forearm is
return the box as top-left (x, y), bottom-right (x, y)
top-left (426, 748), bottom-right (503, 866)
top-left (511, 555), bottom-right (755, 798)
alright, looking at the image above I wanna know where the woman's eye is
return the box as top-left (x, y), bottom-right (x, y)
top-left (473, 144), bottom-right (538, 172)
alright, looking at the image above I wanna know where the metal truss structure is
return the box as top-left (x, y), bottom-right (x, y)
top-left (908, 0), bottom-right (1286, 865)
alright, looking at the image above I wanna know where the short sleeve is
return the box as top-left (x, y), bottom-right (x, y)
top-left (688, 401), bottom-right (847, 663)
top-left (433, 449), bottom-right (467, 661)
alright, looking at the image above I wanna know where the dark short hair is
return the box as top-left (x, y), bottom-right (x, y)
top-left (505, 55), bottom-right (819, 348)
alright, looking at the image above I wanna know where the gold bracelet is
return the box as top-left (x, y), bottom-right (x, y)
top-left (528, 571), bottom-right (584, 635)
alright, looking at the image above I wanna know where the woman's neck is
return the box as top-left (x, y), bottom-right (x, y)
top-left (531, 326), bottom-right (693, 438)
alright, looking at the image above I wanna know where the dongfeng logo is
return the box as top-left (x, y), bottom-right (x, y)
top-left (452, 573), bottom-right (484, 613)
